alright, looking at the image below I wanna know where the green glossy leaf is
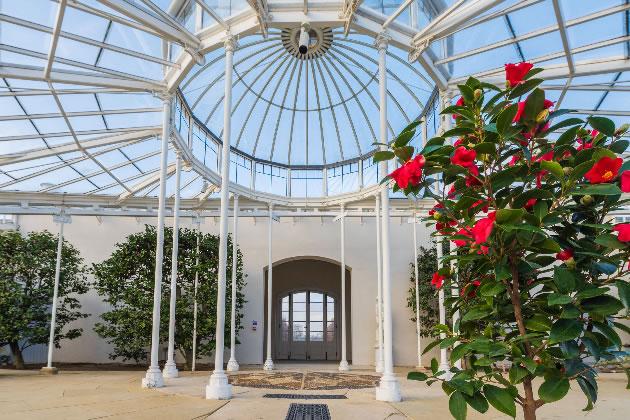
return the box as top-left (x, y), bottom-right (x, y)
top-left (497, 104), bottom-right (518, 136)
top-left (496, 208), bottom-right (524, 225)
top-left (407, 371), bottom-right (429, 381)
top-left (394, 130), bottom-right (415, 148)
top-left (449, 392), bottom-right (468, 420)
top-left (615, 281), bottom-right (630, 310)
top-left (508, 78), bottom-right (543, 99)
top-left (431, 357), bottom-right (439, 374)
top-left (548, 293), bottom-right (573, 305)
top-left (541, 160), bottom-right (564, 182)
top-left (587, 116), bottom-right (615, 137)
top-left (571, 183), bottom-right (623, 196)
top-left (443, 127), bottom-right (476, 138)
top-left (549, 319), bottom-right (583, 344)
top-left (580, 337), bottom-right (601, 361)
top-left (373, 151), bottom-right (395, 162)
top-left (569, 160), bottom-right (595, 184)
top-left (440, 336), bottom-right (459, 349)
top-left (581, 296), bottom-right (624, 316)
top-left (509, 364), bottom-right (529, 385)
top-left (554, 267), bottom-right (576, 294)
top-left (538, 377), bottom-right (570, 403)
top-left (463, 392), bottom-right (489, 414)
top-left (462, 307), bottom-right (493, 322)
top-left (451, 343), bottom-right (470, 363)
top-left (394, 145), bottom-right (414, 161)
top-left (525, 314), bottom-right (552, 332)
top-left (523, 88), bottom-right (545, 123)
top-left (483, 385), bottom-right (516, 418)
top-left (594, 233), bottom-right (626, 250)
top-left (423, 338), bottom-right (443, 355)
top-left (593, 321), bottom-right (622, 350)
top-left (479, 282), bottom-right (506, 297)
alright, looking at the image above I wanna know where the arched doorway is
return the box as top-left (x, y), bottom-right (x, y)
top-left (263, 258), bottom-right (351, 362)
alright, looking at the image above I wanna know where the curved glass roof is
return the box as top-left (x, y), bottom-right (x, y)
top-left (0, 0), bottom-right (628, 202)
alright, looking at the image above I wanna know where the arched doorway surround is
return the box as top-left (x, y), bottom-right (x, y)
top-left (263, 257), bottom-right (351, 362)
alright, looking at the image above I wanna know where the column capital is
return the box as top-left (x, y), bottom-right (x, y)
top-left (223, 33), bottom-right (238, 52)
top-left (174, 149), bottom-right (183, 159)
top-left (154, 90), bottom-right (174, 104)
top-left (374, 31), bottom-right (391, 51)
top-left (439, 89), bottom-right (452, 109)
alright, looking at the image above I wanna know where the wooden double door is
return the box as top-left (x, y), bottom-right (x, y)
top-left (276, 290), bottom-right (339, 361)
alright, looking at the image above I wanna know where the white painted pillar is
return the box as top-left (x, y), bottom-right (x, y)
top-left (264, 203), bottom-right (275, 371)
top-left (339, 204), bottom-right (349, 371)
top-left (191, 215), bottom-right (203, 372)
top-left (41, 212), bottom-right (70, 375)
top-left (163, 152), bottom-right (182, 379)
top-left (375, 194), bottom-right (384, 373)
top-left (227, 194), bottom-right (240, 372)
top-left (412, 210), bottom-right (422, 368)
top-left (437, 89), bottom-right (452, 378)
top-left (206, 36), bottom-right (237, 400)
top-left (375, 31), bottom-right (401, 403)
top-left (142, 94), bottom-right (171, 389)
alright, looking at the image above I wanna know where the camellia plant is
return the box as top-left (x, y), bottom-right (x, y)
top-left (375, 63), bottom-right (630, 420)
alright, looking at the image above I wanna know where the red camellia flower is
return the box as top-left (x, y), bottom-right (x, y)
top-left (472, 211), bottom-right (496, 244)
top-left (452, 227), bottom-right (473, 247)
top-left (524, 199), bottom-right (536, 212)
top-left (447, 185), bottom-right (457, 198)
top-left (428, 203), bottom-right (443, 216)
top-left (621, 171), bottom-right (630, 193)
top-left (505, 62), bottom-right (533, 87)
top-left (388, 155), bottom-right (426, 189)
top-left (436, 221), bottom-right (457, 234)
top-left (585, 156), bottom-right (622, 184)
top-left (470, 199), bottom-right (489, 213)
top-left (461, 280), bottom-right (481, 298)
top-left (613, 224), bottom-right (630, 242)
top-left (577, 138), bottom-right (594, 152)
top-left (451, 146), bottom-right (478, 175)
top-left (431, 272), bottom-right (446, 290)
top-left (466, 176), bottom-right (482, 187)
top-left (452, 96), bottom-right (465, 120)
top-left (556, 248), bottom-right (574, 261)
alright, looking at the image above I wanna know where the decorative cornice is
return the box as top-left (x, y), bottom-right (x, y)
top-left (374, 31), bottom-right (391, 51)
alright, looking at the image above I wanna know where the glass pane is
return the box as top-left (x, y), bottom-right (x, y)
top-left (310, 292), bottom-right (323, 302)
top-left (281, 312), bottom-right (289, 321)
top-left (310, 330), bottom-right (323, 342)
top-left (293, 322), bottom-right (306, 341)
top-left (281, 321), bottom-right (289, 341)
top-left (326, 331), bottom-right (335, 342)
top-left (282, 296), bottom-right (289, 312)
top-left (293, 292), bottom-right (307, 322)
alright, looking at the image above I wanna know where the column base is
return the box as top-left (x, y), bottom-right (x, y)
top-left (263, 358), bottom-right (275, 371)
top-left (338, 360), bottom-right (350, 371)
top-left (141, 367), bottom-right (164, 388)
top-left (375, 360), bottom-right (384, 373)
top-left (375, 374), bottom-right (402, 402)
top-left (162, 361), bottom-right (179, 378)
top-left (226, 358), bottom-right (240, 372)
top-left (40, 367), bottom-right (58, 375)
top-left (438, 362), bottom-right (452, 380)
top-left (206, 371), bottom-right (232, 400)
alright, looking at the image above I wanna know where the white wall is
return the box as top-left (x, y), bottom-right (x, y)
top-left (15, 212), bottom-right (439, 367)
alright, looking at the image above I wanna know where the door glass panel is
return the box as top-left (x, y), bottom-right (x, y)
top-left (281, 296), bottom-right (289, 341)
top-left (293, 292), bottom-right (307, 341)
top-left (310, 292), bottom-right (324, 342)
top-left (326, 296), bottom-right (335, 341)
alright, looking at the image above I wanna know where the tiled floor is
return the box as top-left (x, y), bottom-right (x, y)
top-left (1, 364), bottom-right (629, 419)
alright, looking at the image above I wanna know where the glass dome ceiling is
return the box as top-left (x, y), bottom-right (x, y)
top-left (0, 0), bottom-right (628, 201)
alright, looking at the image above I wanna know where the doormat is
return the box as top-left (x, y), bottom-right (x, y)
top-left (285, 403), bottom-right (331, 420)
top-left (228, 372), bottom-right (379, 390)
top-left (264, 394), bottom-right (347, 399)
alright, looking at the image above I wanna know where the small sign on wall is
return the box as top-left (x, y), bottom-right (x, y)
top-left (252, 320), bottom-right (258, 331)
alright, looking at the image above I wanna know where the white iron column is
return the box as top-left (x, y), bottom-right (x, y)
top-left (412, 211), bottom-right (422, 368)
top-left (227, 194), bottom-right (240, 372)
top-left (191, 215), bottom-right (203, 371)
top-left (163, 152), bottom-right (182, 379)
top-left (263, 204), bottom-right (275, 370)
top-left (338, 204), bottom-right (349, 371)
top-left (375, 194), bottom-right (384, 373)
top-left (375, 31), bottom-right (401, 402)
top-left (442, 90), bottom-right (462, 370)
top-left (142, 94), bottom-right (171, 389)
top-left (437, 89), bottom-right (452, 377)
top-left (206, 35), bottom-right (237, 400)
top-left (41, 212), bottom-right (70, 375)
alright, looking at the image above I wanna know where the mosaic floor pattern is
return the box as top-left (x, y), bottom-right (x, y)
top-left (227, 372), bottom-right (380, 390)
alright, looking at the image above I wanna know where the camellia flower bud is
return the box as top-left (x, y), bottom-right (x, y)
top-left (580, 195), bottom-right (595, 206)
top-left (505, 80), bottom-right (512, 90)
top-left (564, 257), bottom-right (576, 269)
top-left (615, 124), bottom-right (629, 137)
top-left (563, 167), bottom-right (573, 176)
top-left (474, 89), bottom-right (482, 102)
top-left (536, 109), bottom-right (549, 123)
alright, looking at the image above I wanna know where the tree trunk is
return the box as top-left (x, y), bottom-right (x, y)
top-left (183, 349), bottom-right (193, 371)
top-left (523, 376), bottom-right (538, 420)
top-left (9, 341), bottom-right (25, 370)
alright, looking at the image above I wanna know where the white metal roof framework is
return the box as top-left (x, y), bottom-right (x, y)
top-left (0, 0), bottom-right (628, 215)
